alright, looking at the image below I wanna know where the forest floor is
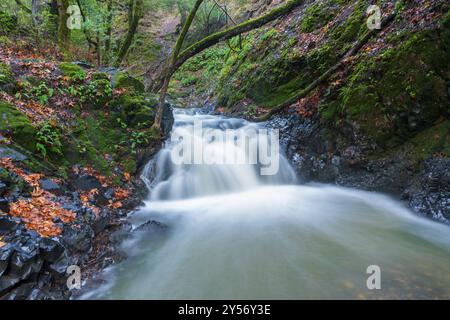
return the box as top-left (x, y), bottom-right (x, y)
top-left (0, 38), bottom-right (171, 299)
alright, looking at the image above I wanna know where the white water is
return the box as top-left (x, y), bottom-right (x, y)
top-left (85, 109), bottom-right (450, 300)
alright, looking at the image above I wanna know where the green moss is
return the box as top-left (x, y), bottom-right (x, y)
top-left (91, 71), bottom-right (110, 81)
top-left (0, 102), bottom-right (38, 152)
top-left (300, 1), bottom-right (334, 33)
top-left (122, 157), bottom-right (137, 173)
top-left (0, 11), bottom-right (16, 35)
top-left (170, 45), bottom-right (229, 99)
top-left (111, 90), bottom-right (158, 129)
top-left (0, 35), bottom-right (13, 46)
top-left (214, 1), bottom-right (368, 112)
top-left (180, 75), bottom-right (198, 87)
top-left (408, 121), bottom-right (450, 160)
top-left (59, 62), bottom-right (86, 81)
top-left (319, 100), bottom-right (339, 121)
top-left (260, 29), bottom-right (278, 42)
top-left (82, 78), bottom-right (113, 108)
top-left (113, 72), bottom-right (145, 93)
top-left (0, 62), bottom-right (15, 92)
top-left (322, 29), bottom-right (449, 147)
top-left (332, 1), bottom-right (367, 44)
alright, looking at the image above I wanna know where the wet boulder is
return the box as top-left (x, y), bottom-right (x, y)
top-left (161, 103), bottom-right (175, 137)
top-left (71, 173), bottom-right (102, 191)
top-left (0, 62), bottom-right (16, 94)
top-left (109, 223), bottom-right (132, 244)
top-left (0, 182), bottom-right (6, 196)
top-left (0, 215), bottom-right (18, 234)
top-left (0, 243), bottom-right (43, 296)
top-left (93, 187), bottom-right (115, 206)
top-left (91, 209), bottom-right (111, 235)
top-left (39, 179), bottom-right (63, 196)
top-left (39, 238), bottom-right (65, 263)
top-left (134, 220), bottom-right (168, 234)
top-left (61, 224), bottom-right (94, 253)
top-left (112, 71), bottom-right (145, 93)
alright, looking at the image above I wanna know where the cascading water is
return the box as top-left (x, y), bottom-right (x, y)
top-left (84, 108), bottom-right (450, 300)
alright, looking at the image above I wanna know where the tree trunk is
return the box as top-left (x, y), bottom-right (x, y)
top-left (57, 0), bottom-right (70, 50)
top-left (153, 0), bottom-right (205, 130)
top-left (177, 0), bottom-right (188, 30)
top-left (31, 0), bottom-right (40, 37)
top-left (114, 0), bottom-right (143, 67)
top-left (96, 31), bottom-right (101, 65)
top-left (174, 0), bottom-right (305, 72)
top-left (152, 0), bottom-right (305, 129)
top-left (76, 0), bottom-right (99, 55)
top-left (103, 0), bottom-right (114, 65)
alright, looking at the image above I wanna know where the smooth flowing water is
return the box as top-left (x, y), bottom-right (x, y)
top-left (85, 109), bottom-right (450, 299)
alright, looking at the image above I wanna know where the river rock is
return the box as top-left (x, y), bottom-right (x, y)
top-left (134, 220), bottom-right (168, 234)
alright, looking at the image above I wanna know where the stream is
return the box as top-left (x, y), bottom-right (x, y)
top-left (84, 108), bottom-right (450, 299)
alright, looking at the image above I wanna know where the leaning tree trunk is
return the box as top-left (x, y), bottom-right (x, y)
top-left (152, 0), bottom-right (306, 129)
top-left (114, 0), bottom-right (144, 67)
top-left (153, 0), bottom-right (205, 130)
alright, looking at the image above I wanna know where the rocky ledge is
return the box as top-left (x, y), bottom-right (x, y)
top-left (0, 153), bottom-right (154, 299)
top-left (267, 112), bottom-right (450, 223)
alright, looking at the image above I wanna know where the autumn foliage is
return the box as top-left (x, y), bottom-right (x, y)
top-left (1, 158), bottom-right (75, 237)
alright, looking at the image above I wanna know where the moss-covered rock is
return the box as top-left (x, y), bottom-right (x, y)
top-left (112, 72), bottom-right (145, 93)
top-left (300, 0), bottom-right (336, 33)
top-left (82, 78), bottom-right (113, 108)
top-left (0, 102), bottom-right (38, 152)
top-left (112, 91), bottom-right (158, 127)
top-left (91, 71), bottom-right (110, 81)
top-left (330, 29), bottom-right (449, 147)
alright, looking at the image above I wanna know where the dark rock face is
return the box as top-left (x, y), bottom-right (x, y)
top-left (403, 159), bottom-right (450, 222)
top-left (62, 225), bottom-right (94, 253)
top-left (161, 103), bottom-right (175, 137)
top-left (71, 174), bottom-right (102, 191)
top-left (267, 112), bottom-right (450, 222)
top-left (0, 147), bottom-right (27, 161)
top-left (39, 179), bottom-right (63, 195)
top-left (0, 224), bottom-right (67, 299)
top-left (0, 172), bottom-right (151, 300)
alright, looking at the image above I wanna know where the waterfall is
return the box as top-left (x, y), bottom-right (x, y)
top-left (141, 108), bottom-right (297, 200)
top-left (83, 109), bottom-right (450, 300)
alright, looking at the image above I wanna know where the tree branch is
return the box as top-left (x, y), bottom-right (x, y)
top-left (173, 0), bottom-right (305, 72)
top-left (14, 0), bottom-right (32, 14)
